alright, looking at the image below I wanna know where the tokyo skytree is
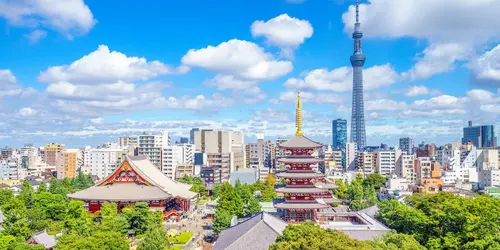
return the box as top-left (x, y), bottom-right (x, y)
top-left (350, 0), bottom-right (366, 149)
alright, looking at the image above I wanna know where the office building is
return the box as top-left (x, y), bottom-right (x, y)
top-left (245, 135), bottom-right (273, 169)
top-left (83, 146), bottom-right (127, 180)
top-left (190, 128), bottom-right (200, 144)
top-left (179, 137), bottom-right (189, 144)
top-left (137, 130), bottom-right (170, 168)
top-left (63, 149), bottom-right (81, 178)
top-left (332, 119), bottom-right (347, 150)
top-left (346, 142), bottom-right (357, 171)
top-left (462, 121), bottom-right (496, 148)
top-left (396, 154), bottom-right (416, 183)
top-left (275, 138), bottom-right (289, 171)
top-left (399, 137), bottom-right (413, 155)
top-left (175, 163), bottom-right (194, 181)
top-left (161, 143), bottom-right (195, 179)
top-left (323, 145), bottom-right (343, 178)
top-left (357, 152), bottom-right (375, 175)
top-left (374, 149), bottom-right (401, 177)
top-left (44, 143), bottom-right (65, 178)
top-left (118, 136), bottom-right (138, 148)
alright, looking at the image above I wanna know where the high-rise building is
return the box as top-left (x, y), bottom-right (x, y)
top-left (63, 149), bottom-right (81, 178)
top-left (44, 143), bottom-right (65, 178)
top-left (396, 154), bottom-right (416, 183)
top-left (399, 137), bottom-right (413, 155)
top-left (246, 135), bottom-right (273, 169)
top-left (350, 0), bottom-right (367, 149)
top-left (332, 119), bottom-right (347, 150)
top-left (275, 138), bottom-right (289, 171)
top-left (137, 130), bottom-right (170, 167)
top-left (179, 137), bottom-right (189, 144)
top-left (162, 143), bottom-right (195, 179)
top-left (83, 146), bottom-right (127, 180)
top-left (323, 145), bottom-right (343, 177)
top-left (190, 128), bottom-right (200, 144)
top-left (357, 152), bottom-right (375, 175)
top-left (374, 149), bottom-right (401, 177)
top-left (345, 142), bottom-right (357, 171)
top-left (118, 136), bottom-right (138, 148)
top-left (462, 121), bottom-right (496, 148)
top-left (267, 140), bottom-right (275, 169)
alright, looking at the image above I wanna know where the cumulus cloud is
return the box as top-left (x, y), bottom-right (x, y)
top-left (0, 0), bottom-right (96, 38)
top-left (284, 64), bottom-right (397, 92)
top-left (272, 90), bottom-right (348, 104)
top-left (18, 107), bottom-right (37, 117)
top-left (342, 0), bottom-right (500, 80)
top-left (251, 14), bottom-right (313, 57)
top-left (470, 44), bottom-right (500, 84)
top-left (181, 39), bottom-right (293, 81)
top-left (39, 45), bottom-right (184, 84)
top-left (0, 69), bottom-right (22, 98)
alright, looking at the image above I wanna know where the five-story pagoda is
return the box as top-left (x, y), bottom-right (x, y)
top-left (275, 92), bottom-right (338, 222)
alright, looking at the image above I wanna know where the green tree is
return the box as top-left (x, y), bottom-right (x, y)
top-left (333, 179), bottom-right (347, 200)
top-left (363, 184), bottom-right (378, 206)
top-left (138, 226), bottom-right (169, 250)
top-left (19, 180), bottom-right (34, 208)
top-left (363, 174), bottom-right (387, 189)
top-left (216, 183), bottom-right (243, 217)
top-left (213, 209), bottom-right (232, 233)
top-left (56, 231), bottom-right (129, 250)
top-left (36, 182), bottom-right (47, 193)
top-left (0, 188), bottom-right (14, 206)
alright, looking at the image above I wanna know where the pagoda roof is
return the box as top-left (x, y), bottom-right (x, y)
top-left (317, 197), bottom-right (342, 204)
top-left (68, 183), bottom-right (171, 202)
top-left (277, 172), bottom-right (324, 178)
top-left (276, 187), bottom-right (329, 194)
top-left (279, 135), bottom-right (322, 149)
top-left (278, 157), bottom-right (322, 164)
top-left (275, 202), bottom-right (330, 209)
top-left (314, 181), bottom-right (340, 189)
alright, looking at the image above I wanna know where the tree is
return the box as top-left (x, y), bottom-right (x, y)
top-left (363, 174), bottom-right (387, 189)
top-left (216, 183), bottom-right (243, 217)
top-left (364, 184), bottom-right (378, 206)
top-left (213, 209), bottom-right (232, 233)
top-left (36, 181), bottom-right (47, 193)
top-left (56, 231), bottom-right (129, 250)
top-left (237, 184), bottom-right (261, 215)
top-left (138, 226), bottom-right (169, 250)
top-left (19, 180), bottom-right (34, 208)
top-left (0, 188), bottom-right (14, 206)
top-left (333, 179), bottom-right (347, 200)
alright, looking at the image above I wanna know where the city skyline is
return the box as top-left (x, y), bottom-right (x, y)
top-left (2, 0), bottom-right (500, 147)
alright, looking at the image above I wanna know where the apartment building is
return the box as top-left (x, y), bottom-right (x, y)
top-left (44, 143), bottom-right (65, 179)
top-left (396, 154), bottom-right (416, 183)
top-left (63, 149), bottom-right (81, 178)
top-left (83, 146), bottom-right (127, 180)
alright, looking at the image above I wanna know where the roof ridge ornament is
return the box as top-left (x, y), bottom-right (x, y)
top-left (296, 91), bottom-right (303, 136)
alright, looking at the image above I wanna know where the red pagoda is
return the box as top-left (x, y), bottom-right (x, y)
top-left (275, 92), bottom-right (338, 222)
top-left (68, 155), bottom-right (197, 215)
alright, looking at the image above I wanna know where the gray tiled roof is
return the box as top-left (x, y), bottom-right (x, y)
top-left (68, 182), bottom-right (171, 202)
top-left (28, 230), bottom-right (57, 249)
top-left (278, 157), bottom-right (322, 164)
top-left (276, 187), bottom-right (329, 193)
top-left (279, 135), bottom-right (322, 149)
top-left (275, 202), bottom-right (330, 209)
top-left (277, 172), bottom-right (323, 178)
top-left (358, 205), bottom-right (379, 218)
top-left (213, 212), bottom-right (287, 250)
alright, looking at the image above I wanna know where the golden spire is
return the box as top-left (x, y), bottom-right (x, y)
top-left (296, 91), bottom-right (303, 136)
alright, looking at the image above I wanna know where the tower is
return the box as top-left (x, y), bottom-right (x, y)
top-left (350, 0), bottom-right (367, 149)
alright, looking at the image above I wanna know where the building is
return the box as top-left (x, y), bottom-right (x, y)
top-left (162, 143), bottom-right (195, 179)
top-left (179, 137), bottom-right (189, 144)
top-left (229, 168), bottom-right (258, 185)
top-left (374, 149), bottom-right (401, 177)
top-left (175, 164), bottom-right (194, 181)
top-left (399, 137), bottom-right (413, 155)
top-left (275, 92), bottom-right (338, 222)
top-left (267, 140), bottom-right (275, 169)
top-left (118, 136), bottom-right (138, 148)
top-left (63, 149), bottom-right (81, 178)
top-left (323, 145), bottom-right (343, 178)
top-left (350, 1), bottom-right (367, 149)
top-left (44, 143), bottom-right (65, 179)
top-left (194, 129), bottom-right (245, 176)
top-left (357, 152), bottom-right (375, 175)
top-left (416, 161), bottom-right (443, 193)
top-left (68, 155), bottom-right (197, 214)
top-left (213, 213), bottom-right (287, 250)
top-left (206, 153), bottom-right (232, 182)
top-left (332, 119), bottom-right (347, 150)
top-left (83, 146), bottom-right (127, 180)
top-left (275, 138), bottom-right (289, 171)
top-left (137, 131), bottom-right (170, 168)
top-left (396, 154), bottom-right (416, 183)
top-left (189, 128), bottom-right (199, 144)
top-left (0, 159), bottom-right (19, 180)
top-left (462, 121), bottom-right (496, 148)
top-left (345, 142), bottom-right (357, 171)
top-left (200, 167), bottom-right (222, 185)
top-left (27, 230), bottom-right (57, 249)
top-left (246, 135), bottom-right (266, 168)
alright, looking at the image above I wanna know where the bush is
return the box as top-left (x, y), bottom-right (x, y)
top-left (169, 232), bottom-right (193, 244)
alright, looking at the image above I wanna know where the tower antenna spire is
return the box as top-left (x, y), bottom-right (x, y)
top-left (295, 91), bottom-right (303, 136)
top-left (356, 0), bottom-right (360, 24)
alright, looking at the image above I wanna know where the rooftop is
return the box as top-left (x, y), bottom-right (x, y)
top-left (276, 187), bottom-right (329, 194)
top-left (279, 135), bottom-right (322, 149)
top-left (277, 172), bottom-right (324, 178)
top-left (278, 157), bottom-right (323, 164)
top-left (68, 183), bottom-right (171, 202)
top-left (27, 230), bottom-right (57, 249)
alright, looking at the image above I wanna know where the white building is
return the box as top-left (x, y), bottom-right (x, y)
top-left (83, 146), bottom-right (127, 180)
top-left (346, 143), bottom-right (357, 171)
top-left (161, 144), bottom-right (195, 179)
top-left (137, 130), bottom-right (170, 168)
top-left (477, 148), bottom-right (500, 189)
top-left (396, 154), bottom-right (416, 184)
top-left (386, 176), bottom-right (412, 192)
top-left (323, 145), bottom-right (343, 178)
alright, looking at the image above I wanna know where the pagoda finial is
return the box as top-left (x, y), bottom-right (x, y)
top-left (296, 91), bottom-right (303, 136)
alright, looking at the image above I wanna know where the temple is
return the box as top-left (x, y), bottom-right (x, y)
top-left (275, 92), bottom-right (339, 222)
top-left (68, 155), bottom-right (197, 215)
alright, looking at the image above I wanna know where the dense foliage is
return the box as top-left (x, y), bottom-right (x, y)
top-left (270, 222), bottom-right (425, 250)
top-left (377, 192), bottom-right (500, 250)
top-left (333, 174), bottom-right (383, 211)
top-left (212, 181), bottom-right (262, 232)
top-left (0, 177), bottom-right (179, 250)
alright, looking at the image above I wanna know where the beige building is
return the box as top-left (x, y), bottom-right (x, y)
top-left (324, 145), bottom-right (343, 177)
top-left (357, 152), bottom-right (375, 175)
top-left (416, 157), bottom-right (432, 181)
top-left (396, 154), bottom-right (416, 183)
top-left (64, 149), bottom-right (81, 178)
top-left (175, 163), bottom-right (194, 181)
top-left (44, 143), bottom-right (65, 179)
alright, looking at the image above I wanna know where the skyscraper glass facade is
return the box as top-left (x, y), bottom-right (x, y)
top-left (332, 119), bottom-right (347, 150)
top-left (462, 124), bottom-right (496, 148)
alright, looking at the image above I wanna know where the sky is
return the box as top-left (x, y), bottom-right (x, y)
top-left (2, 0), bottom-right (500, 148)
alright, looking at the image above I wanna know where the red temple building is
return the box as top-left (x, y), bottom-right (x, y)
top-left (275, 92), bottom-right (339, 222)
top-left (68, 155), bottom-right (197, 215)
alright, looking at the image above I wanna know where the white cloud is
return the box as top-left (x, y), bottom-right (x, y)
top-left (24, 29), bottom-right (47, 43)
top-left (405, 86), bottom-right (429, 97)
top-left (0, 69), bottom-right (22, 98)
top-left (205, 74), bottom-right (257, 91)
top-left (284, 64), bottom-right (397, 92)
top-left (39, 45), bottom-right (183, 84)
top-left (18, 107), bottom-right (37, 117)
top-left (0, 0), bottom-right (96, 38)
top-left (181, 39), bottom-right (293, 81)
top-left (273, 91), bottom-right (347, 104)
top-left (403, 43), bottom-right (471, 81)
top-left (251, 14), bottom-right (313, 57)
top-left (366, 99), bottom-right (406, 111)
top-left (470, 44), bottom-right (500, 83)
top-left (89, 117), bottom-right (104, 124)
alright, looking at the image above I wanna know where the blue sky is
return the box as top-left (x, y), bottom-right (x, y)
top-left (1, 0), bottom-right (500, 148)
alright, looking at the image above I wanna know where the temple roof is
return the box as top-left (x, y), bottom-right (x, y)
top-left (278, 157), bottom-right (322, 164)
top-left (213, 212), bottom-right (287, 250)
top-left (314, 181), bottom-right (340, 189)
top-left (278, 135), bottom-right (322, 149)
top-left (27, 230), bottom-right (57, 249)
top-left (275, 202), bottom-right (330, 209)
top-left (277, 172), bottom-right (324, 178)
top-left (276, 187), bottom-right (329, 194)
top-left (68, 183), bottom-right (171, 202)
